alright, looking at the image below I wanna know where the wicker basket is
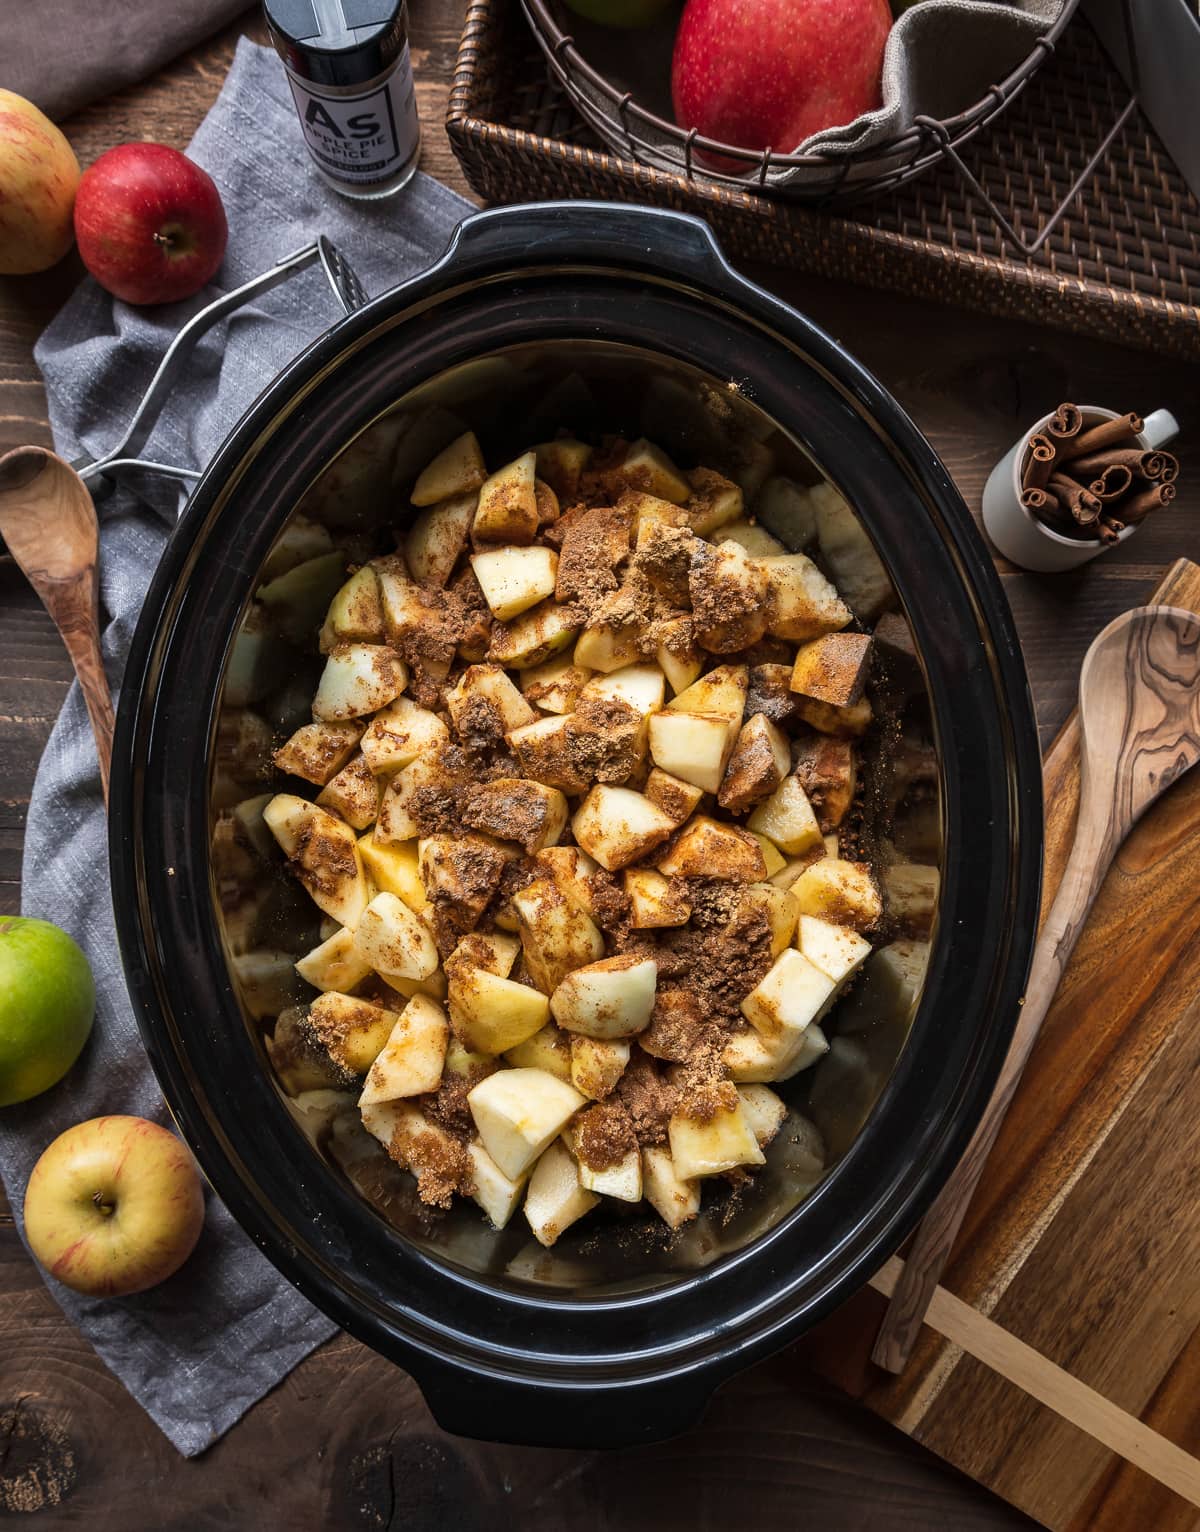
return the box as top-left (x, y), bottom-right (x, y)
top-left (446, 0), bottom-right (1200, 359)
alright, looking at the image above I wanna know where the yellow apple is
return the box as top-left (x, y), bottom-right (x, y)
top-left (0, 90), bottom-right (80, 275)
top-left (23, 1116), bottom-right (204, 1296)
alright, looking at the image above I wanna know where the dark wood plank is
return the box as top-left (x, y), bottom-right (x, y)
top-left (0, 1), bottom-right (1196, 1523)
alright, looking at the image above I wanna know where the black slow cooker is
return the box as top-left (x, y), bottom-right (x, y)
top-left (110, 202), bottom-right (1042, 1447)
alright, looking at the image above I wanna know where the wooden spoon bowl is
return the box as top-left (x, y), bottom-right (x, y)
top-left (0, 446), bottom-right (115, 804)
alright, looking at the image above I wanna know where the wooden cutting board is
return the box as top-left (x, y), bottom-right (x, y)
top-left (801, 557), bottom-right (1200, 1531)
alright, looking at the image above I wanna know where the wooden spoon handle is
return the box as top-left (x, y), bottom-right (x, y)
top-left (46, 569), bottom-right (115, 807)
top-left (870, 806), bottom-right (1117, 1374)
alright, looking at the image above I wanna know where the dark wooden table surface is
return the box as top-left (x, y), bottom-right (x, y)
top-left (1, 4), bottom-right (1196, 1524)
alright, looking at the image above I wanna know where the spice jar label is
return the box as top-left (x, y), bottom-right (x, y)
top-left (287, 54), bottom-right (418, 187)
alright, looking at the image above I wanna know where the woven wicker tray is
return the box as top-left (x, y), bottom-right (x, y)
top-left (447, 0), bottom-right (1200, 359)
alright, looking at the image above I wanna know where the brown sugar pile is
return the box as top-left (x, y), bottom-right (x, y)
top-left (574, 1100), bottom-right (638, 1171)
top-left (616, 1054), bottom-right (677, 1147)
top-left (555, 506), bottom-right (631, 614)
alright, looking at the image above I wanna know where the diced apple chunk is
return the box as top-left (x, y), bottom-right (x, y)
top-left (533, 438), bottom-right (593, 501)
top-left (524, 1137), bottom-right (599, 1247)
top-left (797, 914), bottom-right (871, 983)
top-left (570, 1036), bottom-right (631, 1099)
top-left (571, 785), bottom-right (675, 871)
top-left (718, 713), bottom-right (790, 812)
top-left (579, 663), bottom-right (665, 716)
top-left (468, 1067), bottom-right (586, 1180)
top-left (354, 891), bottom-right (440, 982)
top-left (723, 1025), bottom-right (828, 1083)
top-left (655, 616), bottom-right (703, 695)
top-left (520, 653), bottom-right (592, 714)
top-left (761, 553), bottom-right (852, 643)
top-left (740, 948), bottom-right (836, 1038)
top-left (642, 1146), bottom-right (700, 1229)
top-left (752, 832), bottom-right (787, 878)
top-left (263, 794), bottom-right (370, 927)
top-left (446, 663), bottom-right (537, 740)
top-left (753, 475), bottom-right (817, 549)
top-left (296, 926), bottom-right (373, 993)
top-left (358, 994), bottom-right (449, 1103)
top-left (791, 858), bottom-right (882, 931)
top-left (689, 539), bottom-right (770, 653)
top-left (572, 1130), bottom-right (642, 1200)
top-left (470, 545), bottom-right (559, 621)
top-left (610, 438), bottom-right (691, 504)
top-left (449, 966), bottom-right (550, 1054)
top-left (656, 816), bottom-right (766, 881)
top-left (357, 831), bottom-right (427, 911)
top-left (684, 466), bottom-right (743, 535)
top-left (488, 599), bottom-right (580, 669)
top-left (473, 452), bottom-right (539, 544)
top-left (310, 992), bottom-right (398, 1074)
top-left (737, 1084), bottom-right (787, 1147)
top-left (668, 1090), bottom-right (765, 1179)
top-left (625, 868), bottom-right (691, 929)
top-left (447, 930), bottom-right (520, 978)
top-left (418, 834), bottom-right (509, 939)
top-left (316, 753), bottom-right (381, 830)
top-left (790, 631), bottom-right (873, 707)
top-left (411, 430), bottom-right (487, 506)
top-left (360, 695), bottom-right (448, 775)
top-left (504, 1022), bottom-right (573, 1082)
top-left (319, 564), bottom-right (384, 651)
top-left (375, 753), bottom-right (444, 844)
top-left (792, 733), bottom-right (857, 830)
top-left (883, 861), bottom-right (940, 933)
top-left (373, 558), bottom-right (452, 682)
top-left (643, 768), bottom-right (705, 827)
top-left (405, 492), bottom-right (476, 586)
top-left (648, 711), bottom-right (734, 795)
top-left (462, 777), bottom-right (568, 853)
top-left (574, 612), bottom-right (646, 673)
top-left (506, 714), bottom-right (588, 795)
top-left (665, 663), bottom-right (748, 729)
top-left (466, 1139), bottom-right (526, 1229)
top-left (274, 720), bottom-right (363, 785)
top-left (512, 877), bottom-right (606, 994)
top-left (811, 481), bottom-right (892, 621)
top-left (550, 954), bottom-right (658, 1039)
top-left (746, 775), bottom-right (823, 856)
top-left (531, 846), bottom-right (600, 918)
top-left (739, 883), bottom-right (798, 958)
top-left (795, 694), bottom-right (873, 738)
top-left (718, 518), bottom-right (786, 558)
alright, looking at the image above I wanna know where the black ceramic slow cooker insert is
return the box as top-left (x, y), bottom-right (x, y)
top-left (110, 203), bottom-right (1042, 1447)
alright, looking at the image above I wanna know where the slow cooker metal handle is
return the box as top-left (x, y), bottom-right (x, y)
top-left (435, 201), bottom-right (738, 294)
top-left (75, 236), bottom-right (367, 503)
top-left (412, 1356), bottom-right (711, 1450)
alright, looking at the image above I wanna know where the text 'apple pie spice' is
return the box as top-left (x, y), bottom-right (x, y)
top-left (264, 0), bottom-right (420, 201)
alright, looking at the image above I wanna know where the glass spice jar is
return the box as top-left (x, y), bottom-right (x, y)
top-left (263, 0), bottom-right (421, 201)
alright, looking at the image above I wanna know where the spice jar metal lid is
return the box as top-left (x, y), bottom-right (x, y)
top-left (263, 0), bottom-right (406, 88)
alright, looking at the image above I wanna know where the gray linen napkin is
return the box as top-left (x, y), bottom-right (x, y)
top-left (0, 37), bottom-right (471, 1457)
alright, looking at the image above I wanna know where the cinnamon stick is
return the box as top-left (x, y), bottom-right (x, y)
top-left (1087, 463), bottom-right (1134, 501)
top-left (1059, 412), bottom-right (1144, 462)
top-left (1121, 481), bottom-right (1176, 524)
top-left (1068, 447), bottom-right (1163, 478)
top-left (1045, 403), bottom-right (1084, 445)
top-left (1022, 433), bottom-right (1058, 491)
top-left (1048, 471), bottom-right (1103, 525)
top-left (1156, 453), bottom-right (1180, 484)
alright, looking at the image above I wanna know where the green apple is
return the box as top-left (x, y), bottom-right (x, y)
top-left (23, 1116), bottom-right (205, 1295)
top-left (562, 0), bottom-right (675, 25)
top-left (0, 917), bottom-right (95, 1106)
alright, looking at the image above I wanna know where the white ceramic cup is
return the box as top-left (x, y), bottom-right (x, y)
top-left (981, 405), bottom-right (1180, 573)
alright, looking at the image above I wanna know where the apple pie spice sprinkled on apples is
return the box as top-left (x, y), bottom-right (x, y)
top-left (260, 430), bottom-right (901, 1247)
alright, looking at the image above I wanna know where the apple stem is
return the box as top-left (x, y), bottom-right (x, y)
top-left (92, 1190), bottom-right (115, 1217)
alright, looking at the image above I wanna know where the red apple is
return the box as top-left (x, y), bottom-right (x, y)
top-left (672, 0), bottom-right (892, 169)
top-left (23, 1115), bottom-right (205, 1296)
top-left (73, 143), bottom-right (227, 305)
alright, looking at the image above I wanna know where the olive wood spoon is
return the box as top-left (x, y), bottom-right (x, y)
top-left (0, 446), bottom-right (115, 806)
top-left (873, 604), bottom-right (1200, 1374)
